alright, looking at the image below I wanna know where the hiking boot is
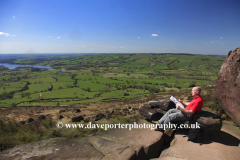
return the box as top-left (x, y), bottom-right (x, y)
top-left (152, 120), bottom-right (160, 124)
top-left (154, 126), bottom-right (164, 132)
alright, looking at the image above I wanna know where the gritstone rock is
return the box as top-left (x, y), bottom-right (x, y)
top-left (193, 109), bottom-right (222, 132)
top-left (90, 113), bottom-right (105, 121)
top-left (37, 115), bottom-right (45, 121)
top-left (139, 104), bottom-right (165, 121)
top-left (57, 115), bottom-right (64, 119)
top-left (26, 118), bottom-right (34, 123)
top-left (72, 108), bottom-right (81, 113)
top-left (148, 98), bottom-right (175, 111)
top-left (59, 110), bottom-right (65, 113)
top-left (72, 115), bottom-right (84, 122)
top-left (19, 121), bottom-right (26, 125)
top-left (108, 109), bottom-right (114, 114)
top-left (214, 47), bottom-right (240, 126)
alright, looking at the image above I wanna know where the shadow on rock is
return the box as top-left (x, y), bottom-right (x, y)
top-left (204, 130), bottom-right (240, 146)
top-left (176, 129), bottom-right (240, 146)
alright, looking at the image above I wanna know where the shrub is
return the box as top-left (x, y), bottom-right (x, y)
top-left (86, 87), bottom-right (91, 92)
top-left (11, 103), bottom-right (16, 107)
top-left (58, 86), bottom-right (63, 89)
top-left (189, 80), bottom-right (197, 87)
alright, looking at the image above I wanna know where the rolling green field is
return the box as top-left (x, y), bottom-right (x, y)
top-left (0, 53), bottom-right (225, 107)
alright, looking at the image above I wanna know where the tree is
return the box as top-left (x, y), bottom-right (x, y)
top-left (25, 92), bottom-right (31, 98)
top-left (176, 86), bottom-right (181, 90)
top-left (86, 87), bottom-right (91, 92)
top-left (58, 86), bottom-right (63, 89)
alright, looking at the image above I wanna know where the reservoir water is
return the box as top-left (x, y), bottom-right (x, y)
top-left (0, 63), bottom-right (57, 70)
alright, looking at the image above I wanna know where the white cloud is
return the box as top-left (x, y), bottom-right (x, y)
top-left (120, 47), bottom-right (124, 48)
top-left (138, 37), bottom-right (140, 38)
top-left (13, 16), bottom-right (15, 19)
top-left (81, 46), bottom-right (85, 47)
top-left (46, 36), bottom-right (51, 38)
top-left (220, 37), bottom-right (223, 39)
top-left (210, 42), bottom-right (213, 44)
top-left (151, 34), bottom-right (158, 36)
top-left (0, 32), bottom-right (9, 36)
top-left (57, 37), bottom-right (61, 39)
top-left (0, 32), bottom-right (16, 36)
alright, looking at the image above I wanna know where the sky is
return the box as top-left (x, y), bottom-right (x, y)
top-left (0, 0), bottom-right (239, 55)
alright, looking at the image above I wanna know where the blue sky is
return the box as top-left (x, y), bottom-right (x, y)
top-left (0, 0), bottom-right (239, 55)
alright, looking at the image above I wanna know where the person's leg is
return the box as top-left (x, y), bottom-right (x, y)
top-left (158, 109), bottom-right (181, 124)
top-left (162, 111), bottom-right (192, 125)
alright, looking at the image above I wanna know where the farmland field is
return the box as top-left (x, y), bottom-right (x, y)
top-left (0, 53), bottom-right (225, 107)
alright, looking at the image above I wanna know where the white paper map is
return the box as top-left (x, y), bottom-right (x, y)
top-left (170, 96), bottom-right (185, 108)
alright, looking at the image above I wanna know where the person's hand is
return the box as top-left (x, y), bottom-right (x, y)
top-left (176, 105), bottom-right (181, 110)
top-left (177, 99), bottom-right (183, 104)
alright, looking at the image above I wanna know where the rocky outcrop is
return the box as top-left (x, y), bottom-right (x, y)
top-left (0, 138), bottom-right (105, 160)
top-left (19, 121), bottom-right (26, 125)
top-left (153, 123), bottom-right (240, 160)
top-left (148, 98), bottom-right (175, 111)
top-left (59, 110), bottom-right (65, 113)
top-left (71, 115), bottom-right (84, 122)
top-left (90, 113), bottom-right (105, 121)
top-left (214, 48), bottom-right (240, 126)
top-left (72, 108), bottom-right (81, 113)
top-left (0, 120), bottom-right (165, 160)
top-left (163, 128), bottom-right (176, 144)
top-left (57, 115), bottom-right (64, 119)
top-left (37, 115), bottom-right (45, 121)
top-left (88, 136), bottom-right (136, 160)
top-left (94, 125), bottom-right (165, 160)
top-left (139, 104), bottom-right (166, 121)
top-left (26, 118), bottom-right (34, 123)
top-left (193, 109), bottom-right (222, 132)
top-left (103, 109), bottom-right (114, 119)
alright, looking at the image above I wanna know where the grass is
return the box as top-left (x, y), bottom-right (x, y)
top-left (77, 81), bottom-right (107, 91)
top-left (23, 83), bottom-right (52, 93)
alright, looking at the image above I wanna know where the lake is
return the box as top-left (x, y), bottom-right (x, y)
top-left (0, 63), bottom-right (58, 70)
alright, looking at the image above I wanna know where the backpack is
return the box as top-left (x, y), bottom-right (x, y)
top-left (187, 128), bottom-right (204, 143)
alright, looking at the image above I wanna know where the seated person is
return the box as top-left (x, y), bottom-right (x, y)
top-left (153, 86), bottom-right (203, 131)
